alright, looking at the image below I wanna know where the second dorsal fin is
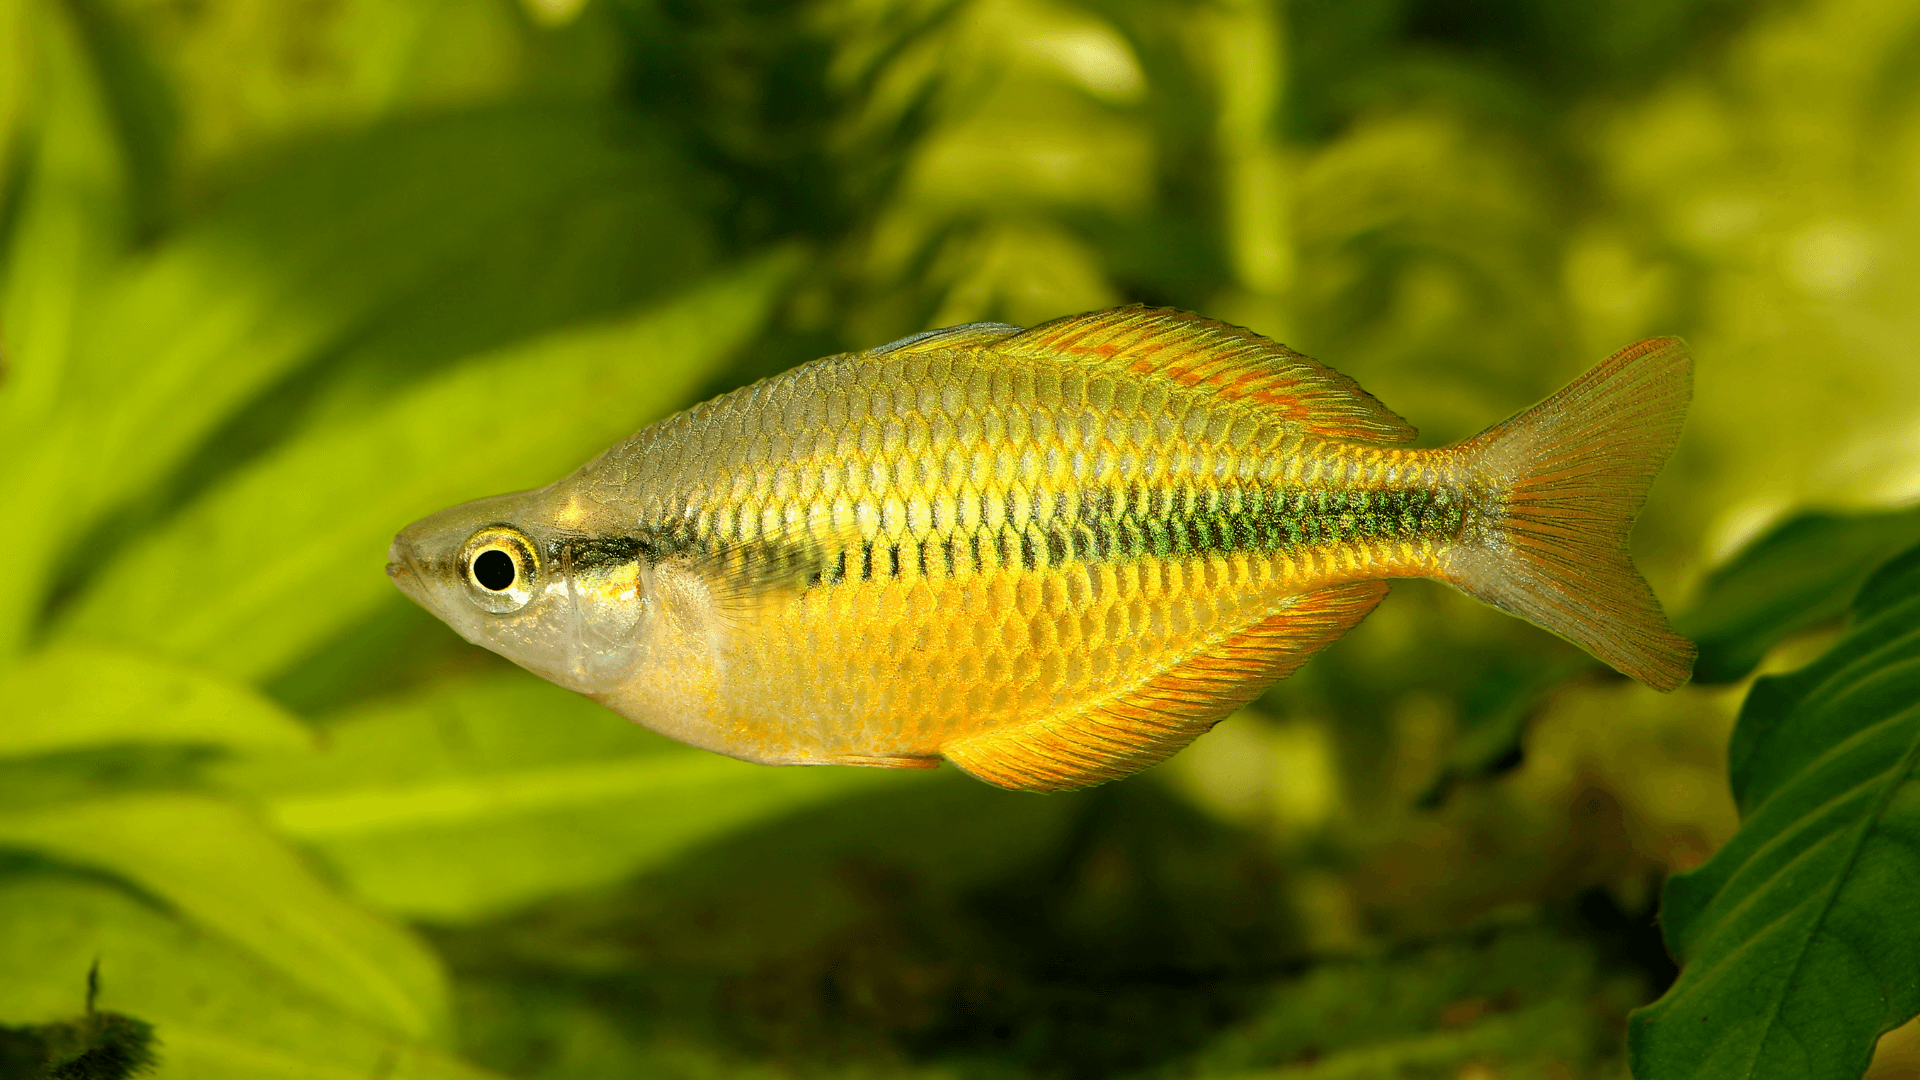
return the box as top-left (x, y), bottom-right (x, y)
top-left (867, 321), bottom-right (1025, 357)
top-left (1002, 306), bottom-right (1417, 444)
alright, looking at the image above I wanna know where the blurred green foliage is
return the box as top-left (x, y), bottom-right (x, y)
top-left (3, 0), bottom-right (1920, 1077)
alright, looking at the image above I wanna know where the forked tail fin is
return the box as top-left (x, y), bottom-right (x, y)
top-left (1447, 338), bottom-right (1697, 691)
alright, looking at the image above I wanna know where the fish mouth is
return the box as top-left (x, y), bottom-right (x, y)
top-left (385, 539), bottom-right (431, 608)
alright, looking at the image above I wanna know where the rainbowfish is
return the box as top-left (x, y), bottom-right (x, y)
top-left (387, 307), bottom-right (1694, 791)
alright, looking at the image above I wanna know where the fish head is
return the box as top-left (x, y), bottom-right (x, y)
top-left (387, 486), bottom-right (649, 695)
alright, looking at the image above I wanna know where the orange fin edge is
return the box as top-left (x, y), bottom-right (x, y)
top-left (1004, 306), bottom-right (1417, 444)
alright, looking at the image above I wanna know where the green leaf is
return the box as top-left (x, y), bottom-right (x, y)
top-left (0, 0), bottom-right (133, 438)
top-left (1682, 507), bottom-right (1920, 684)
top-left (53, 254), bottom-right (794, 680)
top-left (217, 669), bottom-right (924, 922)
top-left (0, 644), bottom-right (311, 759)
top-left (69, 108), bottom-right (693, 512)
top-left (0, 0), bottom-right (140, 661)
top-left (0, 794), bottom-right (449, 1041)
top-left (0, 874), bottom-right (502, 1079)
top-left (5, 107), bottom-right (703, 659)
top-left (1628, 542), bottom-right (1920, 1079)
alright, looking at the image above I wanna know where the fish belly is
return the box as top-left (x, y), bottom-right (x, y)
top-left (698, 549), bottom-right (1308, 764)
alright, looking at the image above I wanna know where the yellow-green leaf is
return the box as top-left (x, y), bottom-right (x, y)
top-left (0, 874), bottom-right (501, 1080)
top-left (0, 644), bottom-right (311, 759)
top-left (54, 254), bottom-right (795, 680)
top-left (0, 794), bottom-right (448, 1041)
top-left (219, 669), bottom-right (919, 922)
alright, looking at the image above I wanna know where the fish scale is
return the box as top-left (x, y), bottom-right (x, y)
top-left (389, 306), bottom-right (1696, 791)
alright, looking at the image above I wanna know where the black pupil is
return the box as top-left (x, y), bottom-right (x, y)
top-left (473, 549), bottom-right (516, 591)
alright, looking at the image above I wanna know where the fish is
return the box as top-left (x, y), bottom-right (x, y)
top-left (387, 306), bottom-right (1695, 792)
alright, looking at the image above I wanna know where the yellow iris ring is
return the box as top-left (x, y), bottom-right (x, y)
top-left (459, 525), bottom-right (540, 614)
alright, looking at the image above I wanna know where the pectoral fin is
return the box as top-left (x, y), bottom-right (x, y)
top-left (943, 581), bottom-right (1388, 792)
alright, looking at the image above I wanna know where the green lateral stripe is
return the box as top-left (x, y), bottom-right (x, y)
top-left (613, 482), bottom-right (1479, 594)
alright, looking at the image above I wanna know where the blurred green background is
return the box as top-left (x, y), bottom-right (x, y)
top-left (3, 0), bottom-right (1920, 1075)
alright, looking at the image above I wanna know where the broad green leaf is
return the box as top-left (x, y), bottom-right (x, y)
top-left (0, 874), bottom-right (502, 1080)
top-left (54, 254), bottom-right (793, 680)
top-left (218, 670), bottom-right (924, 922)
top-left (0, 643), bottom-right (310, 759)
top-left (0, 793), bottom-right (449, 1041)
top-left (1629, 542), bottom-right (1920, 1079)
top-left (73, 106), bottom-right (682, 480)
top-left (1682, 507), bottom-right (1920, 683)
top-left (9, 107), bottom-right (699, 649)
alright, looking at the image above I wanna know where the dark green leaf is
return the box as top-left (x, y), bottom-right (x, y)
top-left (1629, 543), bottom-right (1920, 1079)
top-left (1681, 507), bottom-right (1920, 683)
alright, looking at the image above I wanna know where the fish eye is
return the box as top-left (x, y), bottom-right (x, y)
top-left (459, 526), bottom-right (538, 614)
top-left (473, 549), bottom-right (516, 591)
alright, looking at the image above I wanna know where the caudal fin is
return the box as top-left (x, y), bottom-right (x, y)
top-left (1447, 338), bottom-right (1697, 691)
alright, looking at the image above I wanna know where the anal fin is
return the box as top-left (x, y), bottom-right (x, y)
top-left (943, 581), bottom-right (1389, 792)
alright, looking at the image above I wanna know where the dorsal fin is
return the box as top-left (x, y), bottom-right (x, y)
top-left (941, 581), bottom-right (1389, 791)
top-left (867, 321), bottom-right (1024, 357)
top-left (1001, 306), bottom-right (1416, 444)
